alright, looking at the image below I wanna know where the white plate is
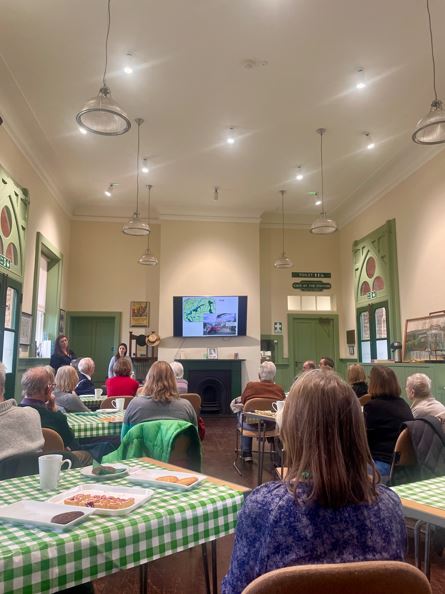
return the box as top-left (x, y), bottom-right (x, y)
top-left (80, 464), bottom-right (129, 481)
top-left (0, 500), bottom-right (95, 531)
top-left (95, 408), bottom-right (120, 414)
top-left (47, 483), bottom-right (153, 515)
top-left (128, 468), bottom-right (207, 491)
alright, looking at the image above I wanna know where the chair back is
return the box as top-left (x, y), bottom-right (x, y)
top-left (358, 393), bottom-right (371, 406)
top-left (180, 393), bottom-right (201, 417)
top-left (100, 396), bottom-right (134, 410)
top-left (42, 428), bottom-right (65, 453)
top-left (244, 398), bottom-right (277, 413)
top-left (242, 561), bottom-right (432, 594)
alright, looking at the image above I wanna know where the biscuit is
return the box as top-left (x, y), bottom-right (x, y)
top-left (155, 475), bottom-right (179, 483)
top-left (51, 511), bottom-right (85, 524)
top-left (177, 477), bottom-right (198, 486)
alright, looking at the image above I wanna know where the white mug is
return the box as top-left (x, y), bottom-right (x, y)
top-left (95, 388), bottom-right (103, 397)
top-left (39, 454), bottom-right (72, 490)
top-left (272, 400), bottom-right (285, 413)
top-left (112, 398), bottom-right (125, 412)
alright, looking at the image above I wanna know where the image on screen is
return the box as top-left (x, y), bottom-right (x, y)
top-left (182, 297), bottom-right (238, 336)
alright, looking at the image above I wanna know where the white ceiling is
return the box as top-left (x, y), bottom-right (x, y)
top-left (0, 0), bottom-right (443, 226)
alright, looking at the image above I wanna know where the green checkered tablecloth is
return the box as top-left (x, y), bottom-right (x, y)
top-left (66, 412), bottom-right (124, 439)
top-left (0, 459), bottom-right (245, 594)
top-left (392, 476), bottom-right (445, 520)
top-left (78, 395), bottom-right (106, 409)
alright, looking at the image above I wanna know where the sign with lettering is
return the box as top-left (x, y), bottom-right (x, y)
top-left (0, 254), bottom-right (11, 270)
top-left (292, 281), bottom-right (332, 292)
top-left (367, 291), bottom-right (377, 300)
top-left (292, 272), bottom-right (331, 279)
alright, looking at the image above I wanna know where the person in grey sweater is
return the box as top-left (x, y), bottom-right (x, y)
top-left (124, 361), bottom-right (197, 428)
top-left (406, 373), bottom-right (445, 420)
top-left (54, 365), bottom-right (90, 413)
top-left (0, 362), bottom-right (44, 461)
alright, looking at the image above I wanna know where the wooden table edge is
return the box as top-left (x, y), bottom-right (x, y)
top-left (398, 497), bottom-right (445, 526)
top-left (139, 457), bottom-right (251, 493)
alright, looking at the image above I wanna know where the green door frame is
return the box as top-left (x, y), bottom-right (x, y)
top-left (66, 311), bottom-right (121, 353)
top-left (357, 300), bottom-right (390, 362)
top-left (0, 274), bottom-right (22, 396)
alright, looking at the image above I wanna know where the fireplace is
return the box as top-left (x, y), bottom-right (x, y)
top-left (177, 359), bottom-right (243, 416)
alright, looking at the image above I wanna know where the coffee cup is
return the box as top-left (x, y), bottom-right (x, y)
top-left (112, 398), bottom-right (125, 412)
top-left (272, 400), bottom-right (285, 413)
top-left (39, 454), bottom-right (72, 490)
top-left (95, 388), bottom-right (103, 397)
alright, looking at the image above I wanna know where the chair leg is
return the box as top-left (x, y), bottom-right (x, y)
top-left (414, 520), bottom-right (423, 570)
top-left (233, 427), bottom-right (242, 476)
top-left (201, 543), bottom-right (211, 594)
top-left (425, 523), bottom-right (432, 580)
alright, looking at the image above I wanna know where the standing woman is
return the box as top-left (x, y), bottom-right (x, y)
top-left (108, 342), bottom-right (133, 378)
top-left (50, 335), bottom-right (76, 372)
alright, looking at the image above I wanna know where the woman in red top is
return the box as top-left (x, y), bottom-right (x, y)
top-left (105, 358), bottom-right (139, 397)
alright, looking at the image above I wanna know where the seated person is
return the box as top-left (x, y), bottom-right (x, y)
top-left (54, 365), bottom-right (90, 413)
top-left (319, 356), bottom-right (335, 370)
top-left (0, 362), bottom-right (44, 462)
top-left (347, 363), bottom-right (368, 397)
top-left (406, 373), bottom-right (445, 419)
top-left (124, 361), bottom-right (197, 430)
top-left (302, 359), bottom-right (316, 371)
top-left (74, 357), bottom-right (96, 395)
top-left (239, 361), bottom-right (285, 461)
top-left (20, 367), bottom-right (92, 466)
top-left (105, 357), bottom-right (139, 397)
top-left (364, 365), bottom-right (413, 480)
top-left (170, 361), bottom-right (188, 394)
top-left (222, 370), bottom-right (406, 594)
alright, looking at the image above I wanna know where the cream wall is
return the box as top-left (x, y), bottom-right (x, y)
top-left (338, 149), bottom-right (445, 358)
top-left (67, 220), bottom-right (160, 346)
top-left (260, 227), bottom-right (340, 357)
top-left (157, 220), bottom-right (261, 384)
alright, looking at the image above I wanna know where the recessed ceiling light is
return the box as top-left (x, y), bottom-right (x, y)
top-left (315, 200), bottom-right (322, 206)
top-left (104, 183), bottom-right (117, 197)
top-left (295, 165), bottom-right (304, 181)
top-left (226, 127), bottom-right (236, 144)
top-left (356, 67), bottom-right (367, 90)
top-left (79, 127), bottom-right (87, 135)
top-left (363, 131), bottom-right (375, 150)
top-left (141, 158), bottom-right (150, 173)
top-left (124, 52), bottom-right (134, 75)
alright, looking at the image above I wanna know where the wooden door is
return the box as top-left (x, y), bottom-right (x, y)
top-left (292, 316), bottom-right (336, 376)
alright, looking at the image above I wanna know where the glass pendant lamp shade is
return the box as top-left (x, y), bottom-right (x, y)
top-left (123, 212), bottom-right (150, 235)
top-left (274, 253), bottom-right (293, 269)
top-left (311, 212), bottom-right (337, 234)
top-left (138, 248), bottom-right (159, 266)
top-left (76, 86), bottom-right (131, 136)
top-left (412, 99), bottom-right (445, 144)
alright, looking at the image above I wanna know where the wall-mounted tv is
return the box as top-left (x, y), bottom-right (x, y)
top-left (173, 296), bottom-right (247, 337)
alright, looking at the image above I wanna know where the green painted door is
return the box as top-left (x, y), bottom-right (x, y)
top-left (292, 316), bottom-right (336, 376)
top-left (0, 274), bottom-right (22, 397)
top-left (69, 315), bottom-right (116, 385)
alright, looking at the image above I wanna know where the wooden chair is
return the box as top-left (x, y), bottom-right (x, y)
top-left (241, 561), bottom-right (432, 594)
top-left (42, 428), bottom-right (65, 453)
top-left (180, 393), bottom-right (201, 418)
top-left (100, 396), bottom-right (134, 410)
top-left (358, 393), bottom-right (371, 406)
top-left (389, 427), bottom-right (417, 486)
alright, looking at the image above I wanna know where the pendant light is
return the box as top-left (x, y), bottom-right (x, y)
top-left (138, 185), bottom-right (159, 266)
top-left (123, 118), bottom-right (150, 235)
top-left (311, 128), bottom-right (337, 234)
top-left (274, 190), bottom-right (293, 269)
top-left (412, 0), bottom-right (445, 144)
top-left (76, 0), bottom-right (131, 136)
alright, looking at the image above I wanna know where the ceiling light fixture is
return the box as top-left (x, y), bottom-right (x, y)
top-left (274, 190), bottom-right (293, 269)
top-left (315, 200), bottom-right (322, 206)
top-left (311, 128), bottom-right (337, 235)
top-left (79, 127), bottom-right (88, 135)
top-left (123, 118), bottom-right (150, 236)
top-left (412, 0), bottom-right (445, 144)
top-left (104, 183), bottom-right (117, 197)
top-left (226, 127), bottom-right (236, 145)
top-left (75, 0), bottom-right (131, 136)
top-left (363, 131), bottom-right (375, 150)
top-left (138, 185), bottom-right (158, 266)
top-left (142, 158), bottom-right (150, 174)
top-left (295, 166), bottom-right (304, 181)
top-left (356, 67), bottom-right (367, 90)
top-left (123, 52), bottom-right (134, 74)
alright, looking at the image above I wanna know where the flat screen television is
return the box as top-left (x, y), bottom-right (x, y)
top-left (173, 296), bottom-right (247, 337)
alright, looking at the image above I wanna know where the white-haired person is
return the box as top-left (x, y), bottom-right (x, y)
top-left (170, 361), bottom-right (188, 394)
top-left (74, 357), bottom-right (96, 396)
top-left (238, 361), bottom-right (285, 461)
top-left (54, 366), bottom-right (90, 413)
top-left (406, 373), bottom-right (445, 419)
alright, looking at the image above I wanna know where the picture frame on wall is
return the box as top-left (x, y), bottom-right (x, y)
top-left (20, 312), bottom-right (32, 346)
top-left (207, 347), bottom-right (218, 360)
top-left (403, 312), bottom-right (445, 362)
top-left (58, 309), bottom-right (66, 335)
top-left (130, 301), bottom-right (150, 327)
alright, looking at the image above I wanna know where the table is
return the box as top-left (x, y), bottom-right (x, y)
top-left (0, 457), bottom-right (248, 594)
top-left (79, 394), bottom-right (106, 410)
top-left (66, 411), bottom-right (124, 439)
top-left (392, 476), bottom-right (445, 576)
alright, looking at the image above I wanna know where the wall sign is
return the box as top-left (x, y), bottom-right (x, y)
top-left (292, 272), bottom-right (331, 279)
top-left (367, 291), bottom-right (377, 300)
top-left (292, 281), bottom-right (332, 292)
top-left (0, 254), bottom-right (11, 270)
top-left (273, 321), bottom-right (283, 335)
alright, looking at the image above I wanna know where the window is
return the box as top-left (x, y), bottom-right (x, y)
top-left (3, 286), bottom-right (18, 371)
top-left (357, 302), bottom-right (389, 363)
top-left (288, 295), bottom-right (336, 312)
top-left (35, 255), bottom-right (48, 347)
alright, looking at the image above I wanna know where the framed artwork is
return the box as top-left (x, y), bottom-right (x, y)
top-left (58, 309), bottom-right (66, 335)
top-left (207, 347), bottom-right (218, 360)
top-left (130, 301), bottom-right (150, 327)
top-left (403, 312), bottom-right (445, 361)
top-left (20, 312), bottom-right (32, 346)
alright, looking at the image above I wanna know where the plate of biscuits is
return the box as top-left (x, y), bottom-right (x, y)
top-left (80, 463), bottom-right (129, 481)
top-left (128, 468), bottom-right (206, 491)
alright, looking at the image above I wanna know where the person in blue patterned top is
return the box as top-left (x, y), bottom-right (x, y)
top-left (222, 369), bottom-right (406, 594)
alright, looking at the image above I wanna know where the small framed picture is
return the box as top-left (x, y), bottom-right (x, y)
top-left (130, 301), bottom-right (150, 327)
top-left (207, 347), bottom-right (218, 360)
top-left (20, 312), bottom-right (32, 346)
top-left (58, 309), bottom-right (66, 335)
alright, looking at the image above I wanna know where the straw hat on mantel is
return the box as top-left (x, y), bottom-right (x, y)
top-left (146, 331), bottom-right (161, 348)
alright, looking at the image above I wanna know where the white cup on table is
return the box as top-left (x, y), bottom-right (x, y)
top-left (272, 400), bottom-right (285, 413)
top-left (95, 388), bottom-right (103, 397)
top-left (39, 454), bottom-right (72, 490)
top-left (112, 398), bottom-right (125, 412)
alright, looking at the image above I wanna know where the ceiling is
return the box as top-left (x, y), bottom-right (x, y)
top-left (0, 0), bottom-right (443, 227)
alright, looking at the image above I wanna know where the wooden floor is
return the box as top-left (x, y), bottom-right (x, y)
top-left (93, 417), bottom-right (445, 594)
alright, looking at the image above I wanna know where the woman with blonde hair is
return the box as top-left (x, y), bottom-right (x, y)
top-left (124, 361), bottom-right (197, 428)
top-left (222, 370), bottom-right (406, 594)
top-left (347, 363), bottom-right (368, 397)
top-left (53, 365), bottom-right (89, 412)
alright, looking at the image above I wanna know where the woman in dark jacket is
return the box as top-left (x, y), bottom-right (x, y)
top-left (364, 365), bottom-right (413, 480)
top-left (347, 363), bottom-right (368, 397)
top-left (50, 335), bottom-right (76, 371)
